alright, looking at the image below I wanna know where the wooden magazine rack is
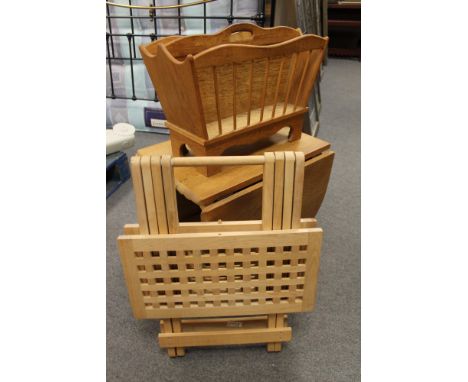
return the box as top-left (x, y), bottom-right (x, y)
top-left (118, 152), bottom-right (323, 356)
top-left (140, 24), bottom-right (328, 176)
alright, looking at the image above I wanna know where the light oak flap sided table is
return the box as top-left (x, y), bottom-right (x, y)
top-left (137, 129), bottom-right (334, 222)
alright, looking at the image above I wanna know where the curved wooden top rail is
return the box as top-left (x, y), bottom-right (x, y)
top-left (192, 34), bottom-right (328, 67)
top-left (139, 24), bottom-right (303, 61)
top-left (163, 23), bottom-right (303, 58)
top-left (139, 35), bottom-right (183, 58)
top-left (155, 33), bottom-right (328, 67)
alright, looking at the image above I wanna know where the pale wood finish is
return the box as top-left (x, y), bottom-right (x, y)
top-left (118, 153), bottom-right (323, 355)
top-left (159, 327), bottom-right (292, 348)
top-left (124, 218), bottom-right (317, 235)
top-left (140, 23), bottom-right (328, 176)
top-left (129, 154), bottom-right (180, 356)
top-left (160, 319), bottom-right (177, 357)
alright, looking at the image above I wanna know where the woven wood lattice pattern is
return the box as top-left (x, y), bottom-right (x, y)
top-left (119, 229), bottom-right (321, 319)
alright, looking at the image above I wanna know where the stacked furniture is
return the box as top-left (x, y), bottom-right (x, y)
top-left (119, 153), bottom-right (323, 356)
top-left (117, 24), bottom-right (334, 355)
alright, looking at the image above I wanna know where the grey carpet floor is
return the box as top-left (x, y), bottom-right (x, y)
top-left (107, 58), bottom-right (361, 382)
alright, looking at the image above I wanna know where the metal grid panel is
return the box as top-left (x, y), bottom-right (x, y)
top-left (106, 0), bottom-right (275, 103)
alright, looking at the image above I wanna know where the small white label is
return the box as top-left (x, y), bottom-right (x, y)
top-left (150, 118), bottom-right (166, 128)
top-left (226, 321), bottom-right (243, 328)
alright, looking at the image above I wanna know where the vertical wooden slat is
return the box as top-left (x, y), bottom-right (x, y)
top-left (282, 152), bottom-right (296, 229)
top-left (291, 152), bottom-right (305, 228)
top-left (140, 156), bottom-right (159, 235)
top-left (161, 319), bottom-right (177, 357)
top-left (242, 247), bottom-right (252, 303)
top-left (255, 249), bottom-right (268, 305)
top-left (272, 152), bottom-right (285, 230)
top-left (139, 157), bottom-right (160, 310)
top-left (288, 244), bottom-right (300, 304)
top-left (284, 157), bottom-right (302, 320)
top-left (130, 156), bottom-right (149, 235)
top-left (226, 248), bottom-right (235, 306)
top-left (302, 230), bottom-right (323, 310)
top-left (177, 250), bottom-right (190, 309)
top-left (159, 250), bottom-right (174, 309)
top-left (150, 156), bottom-right (169, 234)
top-left (274, 314), bottom-right (285, 351)
top-left (272, 245), bottom-right (283, 305)
top-left (247, 60), bottom-right (254, 126)
top-left (283, 53), bottom-right (298, 115)
top-left (271, 151), bottom-right (292, 352)
top-left (267, 314), bottom-right (276, 352)
top-left (271, 56), bottom-right (286, 119)
top-left (261, 152), bottom-right (276, 230)
top-left (232, 63), bottom-right (237, 131)
top-left (171, 318), bottom-right (185, 356)
top-left (118, 239), bottom-right (145, 318)
top-left (273, 151), bottom-right (291, 353)
top-left (212, 66), bottom-right (222, 135)
top-left (130, 156), bottom-right (156, 309)
top-left (161, 154), bottom-right (179, 233)
top-left (210, 248), bottom-right (221, 307)
top-left (193, 249), bottom-right (205, 308)
top-left (294, 51), bottom-right (312, 111)
top-left (259, 58), bottom-right (270, 122)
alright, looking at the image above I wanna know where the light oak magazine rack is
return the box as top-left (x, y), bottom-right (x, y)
top-left (140, 23), bottom-right (328, 176)
top-left (118, 152), bottom-right (323, 356)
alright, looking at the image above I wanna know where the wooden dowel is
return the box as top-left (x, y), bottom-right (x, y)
top-left (294, 50), bottom-right (311, 111)
top-left (259, 58), bottom-right (270, 122)
top-left (271, 56), bottom-right (285, 119)
top-left (212, 66), bottom-right (222, 135)
top-left (170, 155), bottom-right (265, 167)
top-left (232, 63), bottom-right (237, 131)
top-left (247, 60), bottom-right (254, 126)
top-left (283, 53), bottom-right (297, 115)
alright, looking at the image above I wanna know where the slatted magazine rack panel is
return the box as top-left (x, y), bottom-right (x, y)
top-left (118, 152), bottom-right (323, 356)
top-left (140, 24), bottom-right (328, 175)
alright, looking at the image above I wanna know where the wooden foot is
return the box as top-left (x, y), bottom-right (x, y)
top-left (287, 114), bottom-right (305, 141)
top-left (169, 131), bottom-right (223, 177)
top-left (160, 319), bottom-right (186, 357)
top-left (169, 134), bottom-right (188, 158)
top-left (267, 315), bottom-right (278, 352)
top-left (171, 319), bottom-right (185, 356)
top-left (274, 314), bottom-right (285, 352)
top-left (266, 314), bottom-right (286, 352)
top-left (160, 319), bottom-right (177, 357)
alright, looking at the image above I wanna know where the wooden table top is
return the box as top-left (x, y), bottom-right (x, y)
top-left (137, 128), bottom-right (331, 206)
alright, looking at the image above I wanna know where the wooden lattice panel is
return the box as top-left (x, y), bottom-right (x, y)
top-left (119, 152), bottom-right (324, 355)
top-left (118, 228), bottom-right (322, 319)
